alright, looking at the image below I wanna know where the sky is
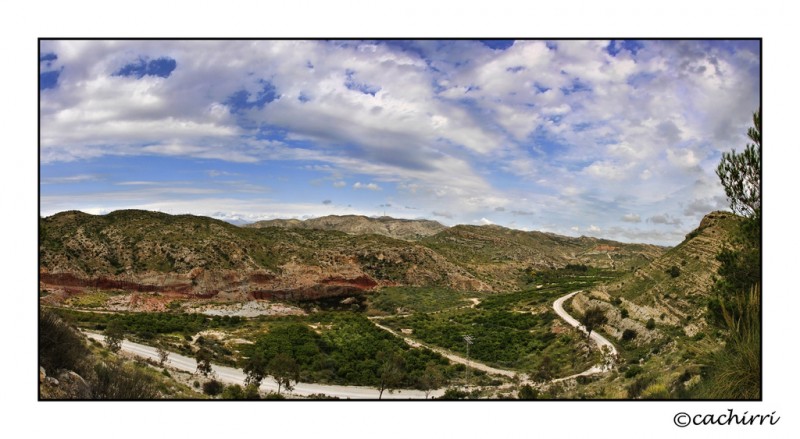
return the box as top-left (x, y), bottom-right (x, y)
top-left (39, 39), bottom-right (761, 246)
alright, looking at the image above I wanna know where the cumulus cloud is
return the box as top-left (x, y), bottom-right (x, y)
top-left (478, 218), bottom-right (494, 225)
top-left (39, 39), bottom-right (759, 246)
top-left (353, 182), bottom-right (381, 191)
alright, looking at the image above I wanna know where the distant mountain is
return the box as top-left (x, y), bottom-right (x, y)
top-left (420, 224), bottom-right (664, 290)
top-left (245, 215), bottom-right (447, 241)
top-left (39, 209), bottom-right (666, 300)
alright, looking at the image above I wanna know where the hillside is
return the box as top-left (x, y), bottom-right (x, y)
top-left (39, 210), bottom-right (666, 307)
top-left (560, 211), bottom-right (744, 398)
top-left (39, 210), bottom-right (488, 304)
top-left (246, 214), bottom-right (447, 241)
top-left (420, 224), bottom-right (664, 290)
top-left (570, 211), bottom-right (740, 339)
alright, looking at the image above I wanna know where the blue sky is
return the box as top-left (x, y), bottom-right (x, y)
top-left (39, 39), bottom-right (760, 246)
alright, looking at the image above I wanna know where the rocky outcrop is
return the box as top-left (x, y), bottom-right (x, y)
top-left (39, 367), bottom-right (92, 399)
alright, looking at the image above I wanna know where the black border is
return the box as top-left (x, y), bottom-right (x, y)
top-left (38, 37), bottom-right (763, 402)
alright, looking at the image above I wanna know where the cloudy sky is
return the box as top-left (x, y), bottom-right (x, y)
top-left (39, 39), bottom-right (760, 246)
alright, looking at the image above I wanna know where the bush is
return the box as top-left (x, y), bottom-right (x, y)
top-left (202, 379), bottom-right (224, 396)
top-left (646, 318), bottom-right (656, 330)
top-left (441, 387), bottom-right (470, 400)
top-left (620, 309), bottom-right (629, 319)
top-left (39, 310), bottom-right (90, 375)
top-left (91, 360), bottom-right (158, 399)
top-left (666, 266), bottom-right (681, 278)
top-left (624, 365), bottom-right (643, 378)
top-left (621, 329), bottom-right (637, 342)
top-left (517, 384), bottom-right (538, 400)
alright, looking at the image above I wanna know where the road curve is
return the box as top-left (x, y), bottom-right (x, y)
top-left (84, 332), bottom-right (443, 399)
top-left (551, 291), bottom-right (617, 382)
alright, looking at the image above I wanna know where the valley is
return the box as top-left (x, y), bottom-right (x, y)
top-left (39, 209), bottom-right (747, 399)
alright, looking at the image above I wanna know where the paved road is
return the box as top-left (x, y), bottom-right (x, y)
top-left (84, 332), bottom-right (443, 399)
top-left (551, 290), bottom-right (617, 382)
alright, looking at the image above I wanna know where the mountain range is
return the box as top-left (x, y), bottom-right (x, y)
top-left (39, 210), bottom-right (666, 299)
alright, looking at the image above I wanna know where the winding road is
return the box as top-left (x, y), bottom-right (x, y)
top-left (84, 332), bottom-right (443, 399)
top-left (82, 290), bottom-right (614, 398)
top-left (551, 290), bottom-right (617, 382)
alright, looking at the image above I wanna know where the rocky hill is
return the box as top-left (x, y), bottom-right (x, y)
top-left (39, 210), bottom-right (666, 302)
top-left (246, 215), bottom-right (447, 241)
top-left (420, 224), bottom-right (664, 290)
top-left (570, 211), bottom-right (741, 341)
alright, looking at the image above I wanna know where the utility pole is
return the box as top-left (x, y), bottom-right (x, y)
top-left (463, 334), bottom-right (474, 388)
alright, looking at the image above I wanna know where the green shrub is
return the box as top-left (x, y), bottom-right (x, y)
top-left (624, 365), bottom-right (643, 378)
top-left (621, 329), bottom-right (637, 342)
top-left (202, 379), bottom-right (224, 396)
top-left (645, 318), bottom-right (656, 330)
top-left (39, 310), bottom-right (90, 375)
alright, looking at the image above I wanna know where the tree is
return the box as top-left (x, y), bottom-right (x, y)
top-left (243, 355), bottom-right (267, 387)
top-left (202, 379), bottom-right (224, 396)
top-left (377, 351), bottom-right (405, 399)
top-left (698, 108), bottom-right (762, 399)
top-left (580, 307), bottom-right (608, 338)
top-left (156, 345), bottom-right (170, 366)
top-left (716, 108), bottom-right (761, 220)
top-left (195, 347), bottom-right (213, 377)
top-left (268, 353), bottom-right (299, 395)
top-left (418, 363), bottom-right (444, 399)
top-left (104, 323), bottom-right (124, 353)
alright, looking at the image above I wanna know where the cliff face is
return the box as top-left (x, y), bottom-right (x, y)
top-left (40, 209), bottom-right (666, 300)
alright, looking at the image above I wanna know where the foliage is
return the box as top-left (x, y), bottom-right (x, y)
top-left (268, 353), bottom-right (300, 394)
top-left (665, 265), bottom-right (681, 278)
top-left (241, 314), bottom-right (458, 390)
top-left (645, 318), bottom-right (656, 330)
top-left (377, 351), bottom-right (405, 399)
top-left (39, 309), bottom-right (90, 375)
top-left (202, 379), bottom-right (224, 396)
top-left (156, 346), bottom-right (169, 366)
top-left (695, 285), bottom-right (761, 399)
top-left (580, 307), bottom-right (608, 337)
top-left (54, 309), bottom-right (244, 340)
top-left (418, 363), bottom-right (445, 399)
top-left (91, 359), bottom-right (159, 399)
top-left (104, 323), bottom-right (124, 353)
top-left (517, 384), bottom-right (539, 400)
top-left (716, 108), bottom-right (761, 219)
top-left (195, 347), bottom-right (213, 377)
top-left (621, 329), bottom-right (637, 342)
top-left (367, 286), bottom-right (483, 315)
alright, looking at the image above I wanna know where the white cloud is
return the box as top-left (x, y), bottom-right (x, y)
top-left (478, 218), bottom-right (494, 225)
top-left (39, 40), bottom-right (759, 246)
top-left (353, 182), bottom-right (381, 191)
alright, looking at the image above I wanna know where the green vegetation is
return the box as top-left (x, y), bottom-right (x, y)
top-left (579, 307), bottom-right (608, 338)
top-left (367, 286), bottom-right (485, 315)
top-left (698, 108), bottom-right (761, 399)
top-left (39, 310), bottom-right (202, 399)
top-left (240, 313), bottom-right (461, 390)
top-left (52, 309), bottom-right (244, 340)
